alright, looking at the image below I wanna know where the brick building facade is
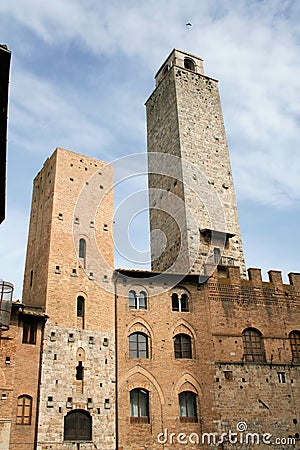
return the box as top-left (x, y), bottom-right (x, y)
top-left (1, 49), bottom-right (299, 449)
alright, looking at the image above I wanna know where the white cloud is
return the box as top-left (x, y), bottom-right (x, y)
top-left (0, 0), bottom-right (299, 286)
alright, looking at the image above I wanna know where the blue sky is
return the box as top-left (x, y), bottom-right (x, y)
top-left (0, 0), bottom-right (299, 298)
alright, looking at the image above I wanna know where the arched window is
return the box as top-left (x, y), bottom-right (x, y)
top-left (179, 391), bottom-right (197, 422)
top-left (172, 293), bottom-right (179, 311)
top-left (79, 238), bottom-right (86, 268)
top-left (181, 294), bottom-right (189, 312)
top-left (174, 334), bottom-right (192, 359)
top-left (289, 331), bottom-right (300, 363)
top-left (77, 296), bottom-right (84, 318)
top-left (17, 395), bottom-right (32, 425)
top-left (242, 328), bottom-right (265, 362)
top-left (64, 410), bottom-right (92, 441)
top-left (184, 58), bottom-right (195, 72)
top-left (172, 293), bottom-right (189, 312)
top-left (130, 388), bottom-right (149, 423)
top-left (139, 291), bottom-right (147, 310)
top-left (129, 290), bottom-right (136, 309)
top-left (79, 238), bottom-right (86, 259)
top-left (129, 290), bottom-right (147, 310)
top-left (129, 332), bottom-right (148, 358)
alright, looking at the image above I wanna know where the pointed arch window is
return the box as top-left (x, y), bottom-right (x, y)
top-left (242, 328), bottom-right (265, 363)
top-left (130, 388), bottom-right (149, 423)
top-left (129, 332), bottom-right (148, 358)
top-left (17, 395), bottom-right (32, 425)
top-left (179, 391), bottom-right (197, 422)
top-left (289, 331), bottom-right (300, 363)
top-left (174, 334), bottom-right (192, 359)
top-left (64, 410), bottom-right (92, 441)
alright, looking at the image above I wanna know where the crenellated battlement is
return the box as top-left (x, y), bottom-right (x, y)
top-left (209, 266), bottom-right (300, 295)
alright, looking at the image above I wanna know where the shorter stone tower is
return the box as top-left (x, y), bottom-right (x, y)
top-left (146, 49), bottom-right (246, 278)
top-left (22, 148), bottom-right (116, 449)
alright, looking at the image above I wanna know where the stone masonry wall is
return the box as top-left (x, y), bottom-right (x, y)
top-left (37, 323), bottom-right (115, 450)
top-left (146, 50), bottom-right (246, 278)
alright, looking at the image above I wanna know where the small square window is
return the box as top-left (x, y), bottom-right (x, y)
top-left (103, 338), bottom-right (109, 347)
top-left (5, 357), bottom-right (10, 364)
top-left (68, 333), bottom-right (74, 343)
top-left (224, 371), bottom-right (233, 381)
top-left (50, 331), bottom-right (56, 341)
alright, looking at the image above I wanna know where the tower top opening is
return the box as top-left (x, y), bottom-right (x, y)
top-left (155, 49), bottom-right (204, 87)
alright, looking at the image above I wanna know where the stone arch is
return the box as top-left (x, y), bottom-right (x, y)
top-left (172, 373), bottom-right (203, 399)
top-left (172, 319), bottom-right (196, 340)
top-left (171, 285), bottom-right (191, 297)
top-left (127, 318), bottom-right (153, 341)
top-left (118, 365), bottom-right (165, 405)
top-left (128, 284), bottom-right (149, 298)
top-left (184, 57), bottom-right (195, 72)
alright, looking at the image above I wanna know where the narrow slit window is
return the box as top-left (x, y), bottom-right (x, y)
top-left (76, 361), bottom-right (84, 381)
top-left (77, 296), bottom-right (85, 318)
top-left (79, 238), bottom-right (86, 258)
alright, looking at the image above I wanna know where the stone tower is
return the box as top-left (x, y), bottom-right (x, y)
top-left (22, 147), bottom-right (116, 449)
top-left (146, 49), bottom-right (246, 278)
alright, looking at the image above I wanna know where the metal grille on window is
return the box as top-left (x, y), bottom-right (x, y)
top-left (242, 328), bottom-right (266, 363)
top-left (289, 331), bottom-right (300, 363)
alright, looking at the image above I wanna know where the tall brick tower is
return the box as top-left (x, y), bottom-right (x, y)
top-left (146, 49), bottom-right (246, 278)
top-left (22, 147), bottom-right (116, 449)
